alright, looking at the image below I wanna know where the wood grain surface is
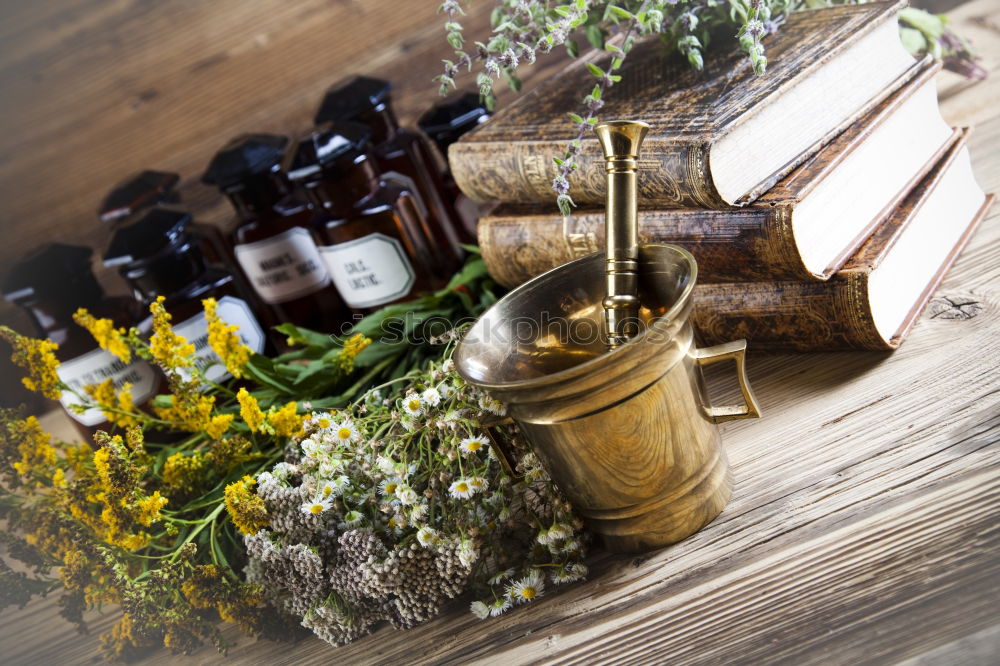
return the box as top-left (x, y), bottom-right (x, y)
top-left (1, 0), bottom-right (999, 664)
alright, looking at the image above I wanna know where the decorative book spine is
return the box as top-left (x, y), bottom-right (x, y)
top-left (451, 140), bottom-right (729, 209)
top-left (477, 206), bottom-right (803, 288)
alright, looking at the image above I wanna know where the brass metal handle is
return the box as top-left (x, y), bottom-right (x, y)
top-left (694, 339), bottom-right (762, 423)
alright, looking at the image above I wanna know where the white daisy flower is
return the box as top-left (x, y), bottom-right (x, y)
top-left (457, 539), bottom-right (477, 568)
top-left (375, 455), bottom-right (396, 475)
top-left (318, 480), bottom-right (340, 499)
top-left (470, 600), bottom-right (490, 620)
top-left (507, 570), bottom-right (545, 604)
top-left (300, 438), bottom-right (322, 458)
top-left (478, 395), bottom-right (506, 416)
top-left (559, 537), bottom-right (583, 554)
top-left (459, 435), bottom-right (489, 455)
top-left (379, 477), bottom-right (402, 498)
top-left (331, 420), bottom-right (359, 444)
top-left (437, 382), bottom-right (456, 400)
top-left (448, 478), bottom-right (475, 499)
top-left (272, 462), bottom-right (297, 482)
top-left (396, 485), bottom-right (419, 506)
top-left (489, 597), bottom-right (511, 617)
top-left (402, 395), bottom-right (423, 416)
top-left (416, 525), bottom-right (439, 547)
top-left (408, 503), bottom-right (428, 522)
top-left (317, 458), bottom-right (345, 477)
top-left (551, 562), bottom-right (588, 585)
top-left (487, 568), bottom-right (515, 586)
top-left (342, 510), bottom-right (364, 526)
top-left (467, 476), bottom-right (488, 494)
top-left (421, 387), bottom-right (442, 406)
top-left (330, 475), bottom-right (351, 493)
top-left (300, 497), bottom-right (332, 516)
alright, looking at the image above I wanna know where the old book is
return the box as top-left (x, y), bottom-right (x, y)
top-left (478, 58), bottom-right (949, 287)
top-left (450, 1), bottom-right (921, 209)
top-left (691, 129), bottom-right (992, 351)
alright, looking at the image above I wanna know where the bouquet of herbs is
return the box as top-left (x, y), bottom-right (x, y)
top-left (0, 254), bottom-right (586, 660)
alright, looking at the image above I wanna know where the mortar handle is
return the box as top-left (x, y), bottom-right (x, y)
top-left (694, 339), bottom-right (762, 423)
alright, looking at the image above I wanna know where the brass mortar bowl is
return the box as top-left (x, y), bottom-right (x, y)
top-left (454, 244), bottom-right (760, 553)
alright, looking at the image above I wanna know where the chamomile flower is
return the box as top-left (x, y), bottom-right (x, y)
top-left (318, 480), bottom-right (340, 499)
top-left (317, 458), bottom-right (345, 477)
top-left (330, 420), bottom-right (359, 444)
top-left (489, 597), bottom-right (512, 616)
top-left (478, 394), bottom-right (506, 416)
top-left (379, 478), bottom-right (402, 498)
top-left (402, 394), bottom-right (423, 417)
top-left (448, 478), bottom-right (475, 499)
top-left (300, 497), bottom-right (332, 516)
top-left (507, 570), bottom-right (545, 604)
top-left (342, 510), bottom-right (364, 526)
top-left (457, 538), bottom-right (477, 567)
top-left (396, 484), bottom-right (419, 506)
top-left (459, 435), bottom-right (489, 455)
top-left (416, 525), bottom-right (439, 547)
top-left (470, 600), bottom-right (490, 620)
top-left (421, 387), bottom-right (442, 406)
top-left (408, 503), bottom-right (428, 522)
top-left (551, 563), bottom-right (588, 584)
top-left (467, 477), bottom-right (488, 494)
top-left (375, 455), bottom-right (396, 475)
top-left (300, 438), bottom-right (323, 458)
top-left (329, 475), bottom-right (350, 493)
top-left (438, 382), bottom-right (456, 400)
top-left (272, 462), bottom-right (297, 482)
top-left (487, 568), bottom-right (515, 586)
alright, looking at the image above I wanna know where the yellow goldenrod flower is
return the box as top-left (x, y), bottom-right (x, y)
top-left (85, 380), bottom-right (140, 428)
top-left (148, 296), bottom-right (195, 371)
top-left (73, 309), bottom-right (131, 363)
top-left (335, 333), bottom-right (372, 372)
top-left (162, 452), bottom-right (208, 495)
top-left (133, 491), bottom-right (168, 527)
top-left (155, 389), bottom-right (232, 439)
top-left (0, 326), bottom-right (62, 400)
top-left (204, 413), bottom-right (234, 440)
top-left (224, 476), bottom-right (268, 536)
top-left (237, 388), bottom-right (266, 433)
top-left (3, 415), bottom-right (58, 486)
top-left (203, 298), bottom-right (251, 379)
top-left (267, 402), bottom-right (305, 438)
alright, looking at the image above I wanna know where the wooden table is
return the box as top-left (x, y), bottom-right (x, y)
top-left (2, 1), bottom-right (999, 663)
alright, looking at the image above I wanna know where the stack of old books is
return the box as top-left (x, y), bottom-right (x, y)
top-left (448, 0), bottom-right (993, 351)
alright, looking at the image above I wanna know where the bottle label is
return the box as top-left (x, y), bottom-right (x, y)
top-left (58, 350), bottom-right (158, 427)
top-left (170, 296), bottom-right (266, 383)
top-left (319, 233), bottom-right (416, 309)
top-left (234, 227), bottom-right (331, 304)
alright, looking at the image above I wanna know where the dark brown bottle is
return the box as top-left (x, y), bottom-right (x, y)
top-left (104, 209), bottom-right (273, 380)
top-left (201, 134), bottom-right (350, 338)
top-left (100, 169), bottom-right (236, 274)
top-left (1, 243), bottom-right (161, 439)
top-left (286, 123), bottom-right (444, 313)
top-left (315, 76), bottom-right (465, 272)
top-left (418, 93), bottom-right (496, 241)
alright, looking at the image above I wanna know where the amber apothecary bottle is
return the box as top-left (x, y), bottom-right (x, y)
top-left (100, 169), bottom-right (235, 273)
top-left (287, 123), bottom-right (444, 312)
top-left (315, 76), bottom-right (465, 270)
top-left (202, 134), bottom-right (350, 337)
top-left (1, 244), bottom-right (161, 438)
top-left (418, 93), bottom-right (495, 241)
top-left (104, 209), bottom-right (273, 379)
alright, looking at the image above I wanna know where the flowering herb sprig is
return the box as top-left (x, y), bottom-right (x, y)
top-left (237, 353), bottom-right (587, 646)
top-left (437, 0), bottom-right (983, 215)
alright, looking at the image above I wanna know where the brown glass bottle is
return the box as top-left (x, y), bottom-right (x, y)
top-left (418, 92), bottom-right (497, 241)
top-left (202, 134), bottom-right (350, 339)
top-left (105, 209), bottom-right (275, 379)
top-left (2, 244), bottom-right (162, 441)
top-left (100, 169), bottom-right (237, 275)
top-left (315, 76), bottom-right (466, 272)
top-left (287, 122), bottom-right (444, 314)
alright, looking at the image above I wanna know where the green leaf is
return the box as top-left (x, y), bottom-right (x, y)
top-left (591, 84), bottom-right (601, 100)
top-left (585, 25), bottom-right (605, 49)
top-left (274, 323), bottom-right (334, 349)
top-left (566, 112), bottom-right (584, 124)
top-left (607, 6), bottom-right (634, 20)
top-left (586, 62), bottom-right (604, 78)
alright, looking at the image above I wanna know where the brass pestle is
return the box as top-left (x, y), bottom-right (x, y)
top-left (593, 120), bottom-right (650, 349)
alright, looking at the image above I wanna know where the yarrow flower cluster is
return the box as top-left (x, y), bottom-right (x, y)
top-left (241, 354), bottom-right (588, 646)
